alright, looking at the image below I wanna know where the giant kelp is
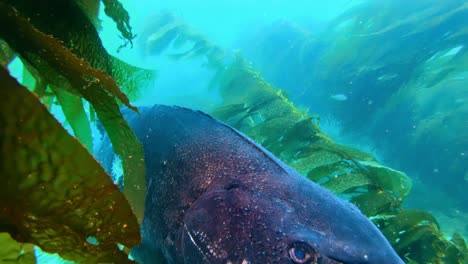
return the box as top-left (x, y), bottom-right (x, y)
top-left (0, 0), bottom-right (155, 262)
top-left (0, 67), bottom-right (140, 263)
top-left (211, 56), bottom-right (468, 263)
top-left (314, 0), bottom-right (468, 216)
top-left (317, 0), bottom-right (468, 128)
top-left (139, 12), bottom-right (225, 70)
top-left (0, 233), bottom-right (35, 264)
top-left (0, 0), bottom-right (153, 222)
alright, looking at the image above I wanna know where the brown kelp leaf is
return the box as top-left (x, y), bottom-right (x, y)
top-left (0, 67), bottom-right (139, 263)
top-left (51, 86), bottom-right (93, 151)
top-left (0, 39), bottom-right (15, 67)
top-left (0, 1), bottom-right (146, 223)
top-left (0, 233), bottom-right (36, 264)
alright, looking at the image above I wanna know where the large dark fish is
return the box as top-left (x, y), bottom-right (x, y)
top-left (98, 105), bottom-right (404, 264)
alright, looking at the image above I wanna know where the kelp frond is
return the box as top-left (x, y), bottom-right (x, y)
top-left (0, 233), bottom-right (35, 264)
top-left (101, 0), bottom-right (137, 52)
top-left (140, 12), bottom-right (225, 69)
top-left (0, 0), bottom-right (149, 224)
top-left (0, 0), bottom-right (155, 261)
top-left (0, 66), bottom-right (140, 263)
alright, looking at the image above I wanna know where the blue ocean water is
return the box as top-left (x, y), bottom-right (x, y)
top-left (6, 0), bottom-right (466, 263)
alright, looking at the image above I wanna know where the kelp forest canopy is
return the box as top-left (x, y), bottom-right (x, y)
top-left (0, 0), bottom-right (467, 264)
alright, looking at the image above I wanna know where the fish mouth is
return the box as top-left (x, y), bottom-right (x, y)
top-left (182, 223), bottom-right (213, 263)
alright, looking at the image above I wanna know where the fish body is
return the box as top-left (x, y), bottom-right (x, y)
top-left (330, 94), bottom-right (348, 101)
top-left (99, 105), bottom-right (404, 264)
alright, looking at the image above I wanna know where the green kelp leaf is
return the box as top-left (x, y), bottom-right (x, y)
top-left (146, 21), bottom-right (185, 55)
top-left (101, 0), bottom-right (136, 51)
top-left (110, 55), bottom-right (157, 101)
top-left (141, 12), bottom-right (225, 68)
top-left (359, 160), bottom-right (412, 200)
top-left (75, 0), bottom-right (101, 29)
top-left (448, 234), bottom-right (468, 262)
top-left (0, 67), bottom-right (140, 263)
top-left (375, 210), bottom-right (466, 263)
top-left (93, 93), bottom-right (146, 224)
top-left (0, 233), bottom-right (36, 264)
top-left (322, 170), bottom-right (371, 194)
top-left (211, 103), bottom-right (249, 121)
top-left (0, 2), bottom-right (146, 223)
top-left (351, 191), bottom-right (397, 216)
top-left (51, 86), bottom-right (93, 151)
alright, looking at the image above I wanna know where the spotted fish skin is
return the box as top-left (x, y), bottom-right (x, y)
top-left (99, 105), bottom-right (404, 264)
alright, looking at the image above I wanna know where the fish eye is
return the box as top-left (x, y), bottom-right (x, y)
top-left (288, 242), bottom-right (317, 264)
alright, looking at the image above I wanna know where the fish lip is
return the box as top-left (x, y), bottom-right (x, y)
top-left (318, 242), bottom-right (405, 264)
top-left (318, 256), bottom-right (345, 264)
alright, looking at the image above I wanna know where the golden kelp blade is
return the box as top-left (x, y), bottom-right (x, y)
top-left (0, 232), bottom-right (35, 264)
top-left (0, 67), bottom-right (140, 263)
top-left (0, 1), bottom-right (147, 224)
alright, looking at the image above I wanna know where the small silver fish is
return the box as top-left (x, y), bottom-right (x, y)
top-left (330, 94), bottom-right (348, 101)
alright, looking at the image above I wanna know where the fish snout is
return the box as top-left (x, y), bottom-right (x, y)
top-left (318, 236), bottom-right (405, 264)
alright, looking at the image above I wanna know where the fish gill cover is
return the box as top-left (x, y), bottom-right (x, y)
top-left (0, 1), bottom-right (467, 264)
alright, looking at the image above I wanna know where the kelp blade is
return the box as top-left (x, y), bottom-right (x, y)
top-left (0, 67), bottom-right (140, 263)
top-left (0, 232), bottom-right (35, 264)
top-left (0, 0), bottom-right (147, 224)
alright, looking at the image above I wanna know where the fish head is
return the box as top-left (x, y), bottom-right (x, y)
top-left (178, 180), bottom-right (404, 264)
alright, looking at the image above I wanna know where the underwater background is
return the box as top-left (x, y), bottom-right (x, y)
top-left (0, 0), bottom-right (467, 263)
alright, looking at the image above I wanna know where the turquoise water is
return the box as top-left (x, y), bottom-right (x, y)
top-left (3, 0), bottom-right (467, 263)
